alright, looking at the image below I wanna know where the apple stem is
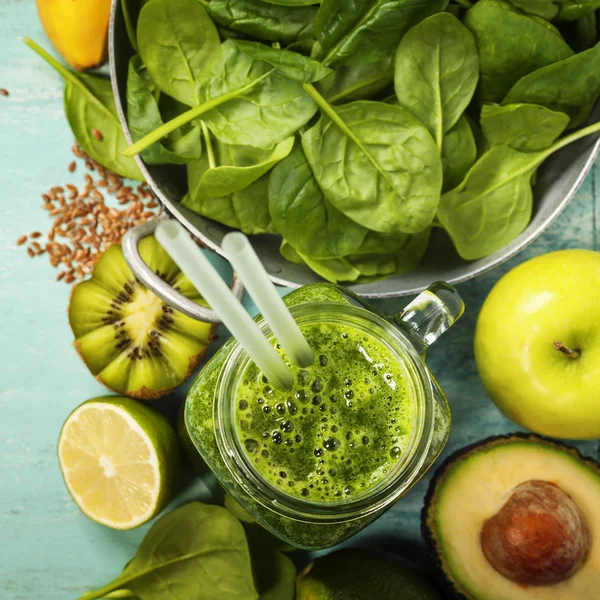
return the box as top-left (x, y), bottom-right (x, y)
top-left (554, 341), bottom-right (581, 360)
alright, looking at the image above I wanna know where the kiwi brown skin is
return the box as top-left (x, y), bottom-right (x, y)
top-left (420, 433), bottom-right (600, 600)
top-left (68, 238), bottom-right (216, 400)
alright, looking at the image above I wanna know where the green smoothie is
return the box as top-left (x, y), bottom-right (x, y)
top-left (234, 321), bottom-right (415, 502)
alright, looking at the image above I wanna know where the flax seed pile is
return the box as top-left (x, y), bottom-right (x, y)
top-left (18, 144), bottom-right (162, 284)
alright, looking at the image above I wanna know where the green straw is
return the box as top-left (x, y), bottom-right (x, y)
top-left (155, 221), bottom-right (293, 390)
top-left (222, 232), bottom-right (315, 368)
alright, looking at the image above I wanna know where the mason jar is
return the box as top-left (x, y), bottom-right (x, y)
top-left (183, 281), bottom-right (463, 549)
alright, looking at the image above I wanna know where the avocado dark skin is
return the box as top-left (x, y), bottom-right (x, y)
top-left (296, 548), bottom-right (444, 600)
top-left (421, 433), bottom-right (600, 600)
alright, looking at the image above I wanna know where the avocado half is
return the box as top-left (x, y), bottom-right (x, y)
top-left (422, 434), bottom-right (600, 599)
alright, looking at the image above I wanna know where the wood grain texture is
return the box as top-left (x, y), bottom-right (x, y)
top-left (0, 2), bottom-right (598, 598)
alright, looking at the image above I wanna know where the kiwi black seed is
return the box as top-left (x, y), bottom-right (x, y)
top-left (68, 236), bottom-right (214, 399)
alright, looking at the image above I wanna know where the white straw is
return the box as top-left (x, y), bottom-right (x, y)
top-left (155, 221), bottom-right (293, 390)
top-left (222, 232), bottom-right (315, 368)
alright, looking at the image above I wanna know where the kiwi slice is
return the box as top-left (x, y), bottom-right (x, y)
top-left (68, 236), bottom-right (214, 399)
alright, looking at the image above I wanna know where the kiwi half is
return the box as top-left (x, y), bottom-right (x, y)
top-left (68, 236), bottom-right (214, 399)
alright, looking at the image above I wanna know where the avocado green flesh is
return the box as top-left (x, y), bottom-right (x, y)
top-left (423, 435), bottom-right (600, 600)
top-left (296, 548), bottom-right (443, 600)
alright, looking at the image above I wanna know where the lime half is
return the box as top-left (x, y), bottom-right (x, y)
top-left (58, 396), bottom-right (180, 529)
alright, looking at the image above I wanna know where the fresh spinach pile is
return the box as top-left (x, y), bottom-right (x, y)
top-left (128, 1), bottom-right (600, 280)
top-left (78, 501), bottom-right (296, 600)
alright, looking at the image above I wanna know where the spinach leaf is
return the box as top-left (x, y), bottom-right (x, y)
top-left (556, 0), bottom-right (600, 20)
top-left (25, 39), bottom-right (143, 181)
top-left (314, 0), bottom-right (448, 67)
top-left (195, 40), bottom-right (317, 147)
top-left (207, 0), bottom-right (318, 45)
top-left (260, 0), bottom-right (320, 4)
top-left (437, 145), bottom-right (537, 260)
top-left (394, 12), bottom-right (478, 148)
top-left (158, 95), bottom-right (204, 158)
top-left (268, 142), bottom-right (368, 258)
top-left (318, 56), bottom-right (394, 104)
top-left (437, 120), bottom-right (600, 259)
top-left (127, 55), bottom-right (201, 165)
top-left (183, 157), bottom-right (274, 234)
top-left (503, 42), bottom-right (600, 127)
top-left (137, 0), bottom-right (220, 107)
top-left (280, 240), bottom-right (306, 264)
top-left (248, 538), bottom-right (296, 600)
top-left (506, 0), bottom-right (559, 19)
top-left (125, 40), bottom-right (317, 156)
top-left (481, 103), bottom-right (569, 151)
top-left (122, 0), bottom-right (151, 51)
top-left (463, 0), bottom-right (573, 102)
top-left (281, 229), bottom-right (430, 283)
top-left (198, 123), bottom-right (293, 196)
top-left (79, 503), bottom-right (258, 600)
top-left (442, 115), bottom-right (477, 192)
top-left (558, 12), bottom-right (597, 52)
top-left (234, 40), bottom-right (332, 82)
top-left (302, 88), bottom-right (442, 234)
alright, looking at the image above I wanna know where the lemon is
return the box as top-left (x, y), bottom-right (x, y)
top-left (58, 396), bottom-right (180, 529)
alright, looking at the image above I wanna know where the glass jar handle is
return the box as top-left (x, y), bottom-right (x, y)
top-left (393, 282), bottom-right (464, 353)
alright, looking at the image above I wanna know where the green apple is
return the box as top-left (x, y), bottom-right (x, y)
top-left (475, 249), bottom-right (600, 440)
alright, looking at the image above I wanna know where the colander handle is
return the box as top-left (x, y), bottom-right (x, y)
top-left (122, 218), bottom-right (244, 324)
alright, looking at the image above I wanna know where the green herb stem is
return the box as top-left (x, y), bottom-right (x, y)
top-left (303, 82), bottom-right (377, 156)
top-left (23, 37), bottom-right (115, 123)
top-left (303, 82), bottom-right (401, 196)
top-left (327, 70), bottom-right (392, 104)
top-left (122, 72), bottom-right (272, 157)
top-left (201, 121), bottom-right (216, 169)
top-left (542, 120), bottom-right (600, 158)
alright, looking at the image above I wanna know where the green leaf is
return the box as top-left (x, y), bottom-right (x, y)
top-left (302, 89), bottom-right (443, 234)
top-left (198, 126), bottom-right (293, 197)
top-left (127, 56), bottom-right (201, 165)
top-left (234, 40), bottom-right (332, 82)
top-left (247, 536), bottom-right (296, 600)
top-left (25, 39), bottom-right (144, 180)
top-left (79, 503), bottom-right (258, 600)
top-left (394, 12), bottom-right (479, 148)
top-left (280, 240), bottom-right (306, 264)
top-left (122, 0), bottom-right (152, 51)
top-left (260, 0), bottom-right (320, 4)
top-left (137, 0), bottom-right (220, 106)
top-left (503, 42), bottom-right (600, 127)
top-left (437, 119), bottom-right (600, 259)
top-left (283, 229), bottom-right (430, 283)
top-left (463, 0), bottom-right (573, 102)
top-left (194, 40), bottom-right (317, 148)
top-left (268, 142), bottom-right (368, 258)
top-left (442, 115), bottom-right (477, 192)
top-left (318, 56), bottom-right (394, 104)
top-left (124, 40), bottom-right (317, 156)
top-left (437, 145), bottom-right (536, 260)
top-left (555, 0), bottom-right (600, 21)
top-left (207, 0), bottom-right (318, 45)
top-left (558, 12), bottom-right (597, 52)
top-left (506, 0), bottom-right (559, 19)
top-left (315, 0), bottom-right (449, 67)
top-left (480, 103), bottom-right (569, 151)
top-left (183, 157), bottom-right (275, 235)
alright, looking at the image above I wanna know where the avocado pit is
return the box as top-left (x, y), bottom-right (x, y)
top-left (480, 480), bottom-right (590, 586)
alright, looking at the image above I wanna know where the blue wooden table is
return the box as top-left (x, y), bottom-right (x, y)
top-left (1, 3), bottom-right (599, 598)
